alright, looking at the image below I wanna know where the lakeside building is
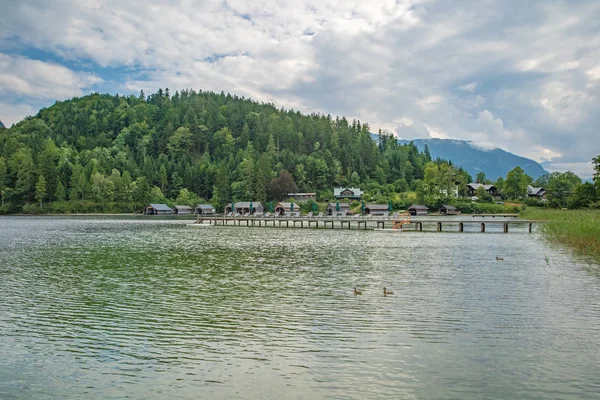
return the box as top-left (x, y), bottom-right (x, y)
top-left (274, 202), bottom-right (297, 215)
top-left (173, 205), bottom-right (192, 215)
top-left (195, 204), bottom-right (216, 215)
top-left (364, 204), bottom-right (389, 215)
top-left (326, 202), bottom-right (351, 215)
top-left (144, 204), bottom-right (173, 215)
top-left (287, 193), bottom-right (316, 202)
top-left (334, 187), bottom-right (363, 200)
top-left (439, 204), bottom-right (460, 215)
top-left (224, 202), bottom-right (264, 215)
top-left (408, 205), bottom-right (429, 216)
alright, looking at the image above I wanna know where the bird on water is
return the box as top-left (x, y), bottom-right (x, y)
top-left (354, 287), bottom-right (362, 295)
top-left (496, 256), bottom-right (504, 261)
top-left (383, 287), bottom-right (393, 296)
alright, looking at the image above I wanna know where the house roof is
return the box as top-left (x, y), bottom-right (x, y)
top-left (148, 204), bottom-right (172, 211)
top-left (468, 183), bottom-right (496, 191)
top-left (408, 205), bottom-right (429, 210)
top-left (440, 204), bottom-right (457, 210)
top-left (174, 205), bottom-right (192, 211)
top-left (196, 204), bottom-right (215, 210)
top-left (333, 187), bottom-right (364, 197)
top-left (527, 186), bottom-right (545, 196)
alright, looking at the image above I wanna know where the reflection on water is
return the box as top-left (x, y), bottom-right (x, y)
top-left (0, 216), bottom-right (599, 399)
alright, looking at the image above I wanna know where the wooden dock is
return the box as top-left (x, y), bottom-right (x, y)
top-left (191, 216), bottom-right (540, 233)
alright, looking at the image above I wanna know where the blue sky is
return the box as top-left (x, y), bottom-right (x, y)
top-left (1, 0), bottom-right (599, 177)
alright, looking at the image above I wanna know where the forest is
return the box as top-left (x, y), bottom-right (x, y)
top-left (0, 89), bottom-right (598, 214)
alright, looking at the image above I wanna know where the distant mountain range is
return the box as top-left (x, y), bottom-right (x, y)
top-left (382, 137), bottom-right (547, 180)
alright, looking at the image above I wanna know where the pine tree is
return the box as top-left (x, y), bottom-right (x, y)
top-left (35, 175), bottom-right (47, 208)
top-left (55, 180), bottom-right (66, 201)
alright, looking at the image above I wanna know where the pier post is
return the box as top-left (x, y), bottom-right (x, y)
top-left (459, 222), bottom-right (463, 232)
top-left (481, 223), bottom-right (485, 233)
top-left (504, 222), bottom-right (508, 233)
top-left (437, 222), bottom-right (442, 232)
top-left (529, 223), bottom-right (532, 233)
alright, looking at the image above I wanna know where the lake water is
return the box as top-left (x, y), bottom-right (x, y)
top-left (1, 216), bottom-right (599, 399)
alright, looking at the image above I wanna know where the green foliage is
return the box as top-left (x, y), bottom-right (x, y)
top-left (504, 166), bottom-right (532, 199)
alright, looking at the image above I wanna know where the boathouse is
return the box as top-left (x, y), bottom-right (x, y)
top-left (439, 204), bottom-right (459, 215)
top-left (364, 204), bottom-right (389, 215)
top-left (225, 202), bottom-right (264, 215)
top-left (144, 204), bottom-right (173, 215)
top-left (195, 204), bottom-right (215, 215)
top-left (408, 205), bottom-right (429, 216)
top-left (334, 187), bottom-right (363, 200)
top-left (274, 202), bottom-right (297, 215)
top-left (173, 205), bottom-right (192, 215)
top-left (326, 202), bottom-right (350, 215)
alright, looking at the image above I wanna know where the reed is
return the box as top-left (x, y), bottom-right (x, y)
top-left (522, 208), bottom-right (600, 260)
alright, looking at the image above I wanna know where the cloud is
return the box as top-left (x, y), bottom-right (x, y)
top-left (0, 0), bottom-right (599, 176)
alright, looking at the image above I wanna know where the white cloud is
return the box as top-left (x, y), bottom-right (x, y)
top-left (0, 0), bottom-right (599, 177)
top-left (0, 54), bottom-right (101, 99)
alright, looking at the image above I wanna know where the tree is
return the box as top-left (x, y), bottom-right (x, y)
top-left (70, 163), bottom-right (87, 200)
top-left (568, 182), bottom-right (596, 209)
top-left (35, 175), bottom-right (47, 208)
top-left (55, 180), bottom-right (66, 202)
top-left (423, 144), bottom-right (432, 162)
top-left (167, 127), bottom-right (193, 157)
top-left (504, 166), bottom-right (531, 199)
top-left (212, 164), bottom-right (230, 207)
top-left (267, 170), bottom-right (298, 201)
top-left (0, 157), bottom-right (7, 207)
top-left (12, 148), bottom-right (36, 201)
top-left (90, 172), bottom-right (115, 209)
top-left (546, 171), bottom-right (581, 208)
top-left (475, 172), bottom-right (487, 184)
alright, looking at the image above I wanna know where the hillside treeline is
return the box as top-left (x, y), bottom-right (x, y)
top-left (0, 89), bottom-right (471, 213)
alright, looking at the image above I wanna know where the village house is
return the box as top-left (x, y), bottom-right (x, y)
top-left (527, 185), bottom-right (547, 200)
top-left (333, 187), bottom-right (363, 200)
top-left (195, 204), bottom-right (215, 215)
top-left (467, 183), bottom-right (498, 197)
top-left (144, 204), bottom-right (173, 215)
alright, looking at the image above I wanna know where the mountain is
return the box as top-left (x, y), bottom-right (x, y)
top-left (396, 138), bottom-right (547, 180)
top-left (0, 119), bottom-right (5, 129)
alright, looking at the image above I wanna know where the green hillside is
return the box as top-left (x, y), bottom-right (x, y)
top-left (0, 89), bottom-right (471, 213)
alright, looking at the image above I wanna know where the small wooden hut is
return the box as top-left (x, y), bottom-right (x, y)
top-left (439, 204), bottom-right (459, 215)
top-left (364, 204), bottom-right (389, 215)
top-left (144, 204), bottom-right (173, 215)
top-left (195, 204), bottom-right (215, 215)
top-left (174, 205), bottom-right (192, 215)
top-left (408, 205), bottom-right (429, 216)
top-left (224, 202), bottom-right (264, 215)
top-left (274, 202), bottom-right (297, 216)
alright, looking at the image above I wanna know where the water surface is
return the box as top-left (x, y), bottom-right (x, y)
top-left (1, 217), bottom-right (599, 399)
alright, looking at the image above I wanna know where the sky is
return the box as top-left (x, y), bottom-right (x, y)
top-left (0, 0), bottom-right (599, 177)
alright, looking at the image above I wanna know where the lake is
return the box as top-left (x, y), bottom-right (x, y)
top-left (1, 216), bottom-right (599, 399)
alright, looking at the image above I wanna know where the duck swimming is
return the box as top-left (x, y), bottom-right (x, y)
top-left (383, 287), bottom-right (393, 296)
top-left (496, 256), bottom-right (504, 261)
top-left (354, 287), bottom-right (362, 295)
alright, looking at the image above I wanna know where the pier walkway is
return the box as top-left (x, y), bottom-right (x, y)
top-left (191, 215), bottom-right (541, 233)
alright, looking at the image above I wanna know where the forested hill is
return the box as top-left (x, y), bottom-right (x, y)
top-left (0, 89), bottom-right (470, 213)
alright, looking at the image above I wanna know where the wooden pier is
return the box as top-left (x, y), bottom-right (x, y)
top-left (191, 216), bottom-right (540, 233)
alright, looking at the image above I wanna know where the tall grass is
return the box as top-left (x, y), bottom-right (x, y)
top-left (522, 208), bottom-right (600, 260)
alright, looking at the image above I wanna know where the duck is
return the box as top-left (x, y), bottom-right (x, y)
top-left (496, 256), bottom-right (504, 261)
top-left (383, 287), bottom-right (393, 296)
top-left (354, 287), bottom-right (363, 295)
